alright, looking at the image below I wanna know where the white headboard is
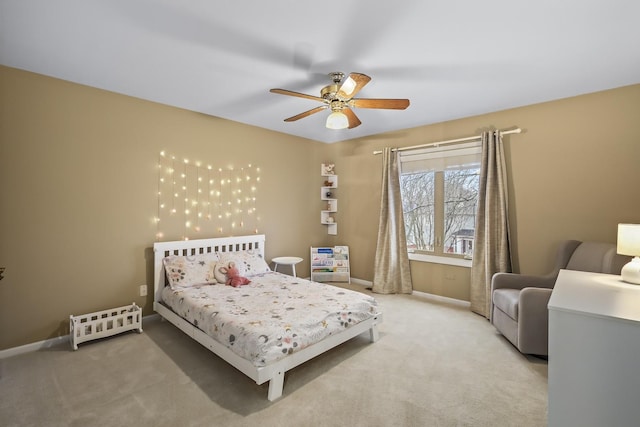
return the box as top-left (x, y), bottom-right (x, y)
top-left (153, 234), bottom-right (266, 304)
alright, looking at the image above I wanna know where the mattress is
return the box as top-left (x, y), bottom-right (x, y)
top-left (161, 271), bottom-right (379, 367)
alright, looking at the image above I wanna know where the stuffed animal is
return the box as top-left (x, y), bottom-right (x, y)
top-left (218, 262), bottom-right (251, 287)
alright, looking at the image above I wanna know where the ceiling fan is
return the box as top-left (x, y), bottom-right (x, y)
top-left (270, 72), bottom-right (410, 130)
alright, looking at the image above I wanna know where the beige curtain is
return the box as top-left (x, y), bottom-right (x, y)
top-left (372, 148), bottom-right (413, 294)
top-left (470, 131), bottom-right (512, 317)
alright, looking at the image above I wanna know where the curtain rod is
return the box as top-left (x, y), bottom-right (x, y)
top-left (372, 128), bottom-right (521, 155)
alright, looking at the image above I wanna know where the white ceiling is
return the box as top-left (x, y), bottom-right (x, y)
top-left (2, 0), bottom-right (639, 143)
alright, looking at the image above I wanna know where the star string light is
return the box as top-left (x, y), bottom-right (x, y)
top-left (157, 151), bottom-right (260, 240)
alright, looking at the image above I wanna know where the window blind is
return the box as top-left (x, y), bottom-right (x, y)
top-left (399, 141), bottom-right (482, 174)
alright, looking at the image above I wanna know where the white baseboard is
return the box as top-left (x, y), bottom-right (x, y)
top-left (412, 290), bottom-right (471, 307)
top-left (350, 277), bottom-right (469, 307)
top-left (0, 313), bottom-right (160, 359)
top-left (350, 277), bottom-right (373, 287)
top-left (0, 335), bottom-right (70, 359)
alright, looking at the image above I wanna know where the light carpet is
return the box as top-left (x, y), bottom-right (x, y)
top-left (0, 284), bottom-right (547, 427)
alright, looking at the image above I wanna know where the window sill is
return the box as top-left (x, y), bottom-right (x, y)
top-left (408, 253), bottom-right (472, 268)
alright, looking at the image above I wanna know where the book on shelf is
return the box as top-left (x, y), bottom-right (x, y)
top-left (311, 258), bottom-right (334, 267)
top-left (315, 247), bottom-right (334, 254)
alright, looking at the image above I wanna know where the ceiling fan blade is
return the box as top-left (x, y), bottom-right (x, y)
top-left (336, 73), bottom-right (371, 100)
top-left (270, 88), bottom-right (326, 103)
top-left (349, 98), bottom-right (410, 110)
top-left (283, 106), bottom-right (328, 122)
top-left (343, 108), bottom-right (362, 129)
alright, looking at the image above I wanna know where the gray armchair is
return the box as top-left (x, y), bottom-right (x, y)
top-left (490, 240), bottom-right (629, 356)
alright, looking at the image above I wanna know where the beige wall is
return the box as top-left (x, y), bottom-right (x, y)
top-left (2, 64), bottom-right (639, 349)
top-left (328, 84), bottom-right (640, 298)
top-left (0, 66), bottom-right (328, 349)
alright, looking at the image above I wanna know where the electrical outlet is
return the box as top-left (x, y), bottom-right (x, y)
top-left (139, 285), bottom-right (148, 296)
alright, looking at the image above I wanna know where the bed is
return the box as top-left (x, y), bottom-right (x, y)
top-left (153, 234), bottom-right (382, 401)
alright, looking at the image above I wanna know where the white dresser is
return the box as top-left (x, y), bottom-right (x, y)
top-left (548, 269), bottom-right (640, 427)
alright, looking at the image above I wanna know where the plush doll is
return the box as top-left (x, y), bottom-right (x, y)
top-left (218, 262), bottom-right (251, 287)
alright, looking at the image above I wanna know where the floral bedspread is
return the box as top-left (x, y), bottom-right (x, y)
top-left (161, 271), bottom-right (379, 367)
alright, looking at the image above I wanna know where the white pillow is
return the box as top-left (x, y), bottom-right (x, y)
top-left (163, 252), bottom-right (220, 289)
top-left (216, 250), bottom-right (270, 281)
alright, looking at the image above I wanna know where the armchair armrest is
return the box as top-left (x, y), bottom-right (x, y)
top-left (519, 287), bottom-right (553, 312)
top-left (491, 272), bottom-right (557, 292)
top-left (517, 287), bottom-right (554, 355)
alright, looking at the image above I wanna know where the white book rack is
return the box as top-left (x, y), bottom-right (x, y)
top-left (70, 303), bottom-right (143, 350)
top-left (310, 246), bottom-right (350, 283)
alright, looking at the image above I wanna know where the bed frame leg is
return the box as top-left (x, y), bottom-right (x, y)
top-left (267, 371), bottom-right (285, 401)
top-left (369, 324), bottom-right (380, 342)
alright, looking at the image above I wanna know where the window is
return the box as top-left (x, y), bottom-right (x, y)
top-left (399, 142), bottom-right (481, 260)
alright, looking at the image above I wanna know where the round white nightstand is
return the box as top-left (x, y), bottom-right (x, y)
top-left (272, 256), bottom-right (303, 277)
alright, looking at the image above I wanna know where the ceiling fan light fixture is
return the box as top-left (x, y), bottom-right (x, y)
top-left (326, 111), bottom-right (349, 129)
top-left (339, 76), bottom-right (356, 96)
top-left (271, 71), bottom-right (409, 130)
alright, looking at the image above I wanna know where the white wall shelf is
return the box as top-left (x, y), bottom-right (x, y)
top-left (320, 164), bottom-right (337, 235)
